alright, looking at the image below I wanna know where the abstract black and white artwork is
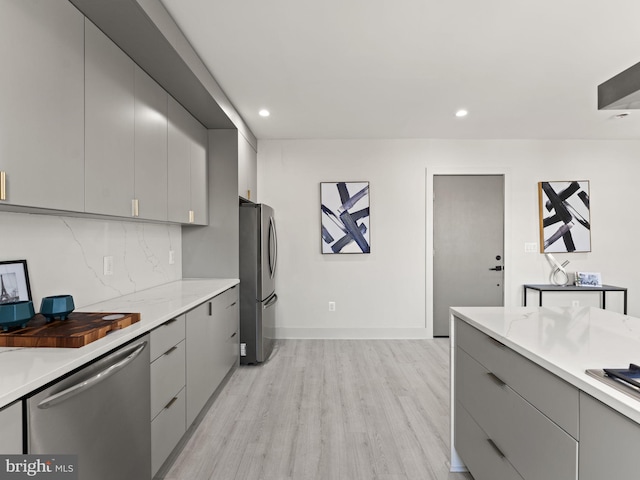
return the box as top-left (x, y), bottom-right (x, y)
top-left (321, 182), bottom-right (370, 254)
top-left (538, 181), bottom-right (591, 253)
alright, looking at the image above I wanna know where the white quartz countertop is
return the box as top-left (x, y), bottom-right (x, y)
top-left (451, 306), bottom-right (640, 425)
top-left (0, 278), bottom-right (238, 409)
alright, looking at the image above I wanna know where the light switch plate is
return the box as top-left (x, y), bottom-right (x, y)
top-left (524, 242), bottom-right (538, 253)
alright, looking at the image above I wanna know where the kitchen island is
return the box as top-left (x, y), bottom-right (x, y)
top-left (0, 277), bottom-right (238, 408)
top-left (451, 306), bottom-right (640, 480)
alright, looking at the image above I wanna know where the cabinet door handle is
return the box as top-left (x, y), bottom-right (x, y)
top-left (132, 198), bottom-right (139, 217)
top-left (227, 302), bottom-right (237, 308)
top-left (487, 372), bottom-right (506, 387)
top-left (489, 337), bottom-right (506, 348)
top-left (163, 345), bottom-right (178, 356)
top-left (164, 396), bottom-right (178, 410)
top-left (230, 331), bottom-right (237, 339)
top-left (162, 318), bottom-right (178, 327)
top-left (487, 438), bottom-right (506, 458)
top-left (208, 302), bottom-right (212, 316)
top-left (188, 210), bottom-right (195, 224)
top-left (0, 171), bottom-right (6, 200)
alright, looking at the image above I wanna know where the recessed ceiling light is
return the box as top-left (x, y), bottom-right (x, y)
top-left (259, 109), bottom-right (270, 117)
top-left (455, 109), bottom-right (468, 118)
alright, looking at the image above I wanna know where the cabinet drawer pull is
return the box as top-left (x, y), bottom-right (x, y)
top-left (487, 372), bottom-right (506, 387)
top-left (163, 346), bottom-right (178, 356)
top-left (487, 438), bottom-right (506, 458)
top-left (164, 396), bottom-right (178, 410)
top-left (0, 171), bottom-right (5, 200)
top-left (227, 302), bottom-right (237, 308)
top-left (489, 336), bottom-right (506, 348)
top-left (162, 318), bottom-right (178, 327)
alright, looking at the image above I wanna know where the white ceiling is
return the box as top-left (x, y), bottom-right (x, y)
top-left (160, 0), bottom-right (640, 140)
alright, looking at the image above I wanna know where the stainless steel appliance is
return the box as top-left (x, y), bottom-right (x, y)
top-left (27, 335), bottom-right (151, 480)
top-left (239, 202), bottom-right (278, 364)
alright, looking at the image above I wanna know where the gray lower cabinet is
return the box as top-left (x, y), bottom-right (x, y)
top-left (84, 18), bottom-right (135, 217)
top-left (0, 401), bottom-right (22, 454)
top-left (454, 317), bottom-right (578, 480)
top-left (168, 97), bottom-right (208, 225)
top-left (579, 392), bottom-right (640, 480)
top-left (150, 315), bottom-right (186, 477)
top-left (0, 0), bottom-right (84, 211)
top-left (186, 286), bottom-right (239, 426)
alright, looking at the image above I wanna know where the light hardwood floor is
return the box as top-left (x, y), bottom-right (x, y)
top-left (162, 339), bottom-right (473, 480)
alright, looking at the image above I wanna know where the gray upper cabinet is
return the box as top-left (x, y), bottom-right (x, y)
top-left (134, 67), bottom-right (168, 221)
top-left (189, 121), bottom-right (208, 225)
top-left (84, 19), bottom-right (135, 218)
top-left (0, 0), bottom-right (84, 211)
top-left (238, 133), bottom-right (257, 201)
top-left (168, 97), bottom-right (208, 225)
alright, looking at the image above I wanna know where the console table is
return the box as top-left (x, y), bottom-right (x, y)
top-left (523, 284), bottom-right (628, 314)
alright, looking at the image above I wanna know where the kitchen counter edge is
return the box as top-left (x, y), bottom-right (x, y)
top-left (0, 278), bottom-right (239, 409)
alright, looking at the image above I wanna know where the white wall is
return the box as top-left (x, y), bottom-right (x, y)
top-left (0, 211), bottom-right (181, 310)
top-left (258, 139), bottom-right (640, 338)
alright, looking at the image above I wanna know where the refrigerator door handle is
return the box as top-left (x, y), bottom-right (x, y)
top-left (264, 293), bottom-right (278, 309)
top-left (269, 216), bottom-right (278, 279)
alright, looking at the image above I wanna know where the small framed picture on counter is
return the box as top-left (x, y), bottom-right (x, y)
top-left (0, 260), bottom-right (32, 304)
top-left (575, 271), bottom-right (602, 287)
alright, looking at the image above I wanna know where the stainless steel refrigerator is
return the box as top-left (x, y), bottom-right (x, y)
top-left (239, 202), bottom-right (278, 364)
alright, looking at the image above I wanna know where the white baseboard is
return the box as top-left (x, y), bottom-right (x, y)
top-left (275, 327), bottom-right (432, 339)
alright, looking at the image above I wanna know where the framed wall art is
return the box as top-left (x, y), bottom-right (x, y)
top-left (321, 181), bottom-right (370, 254)
top-left (0, 260), bottom-right (32, 304)
top-left (538, 181), bottom-right (591, 253)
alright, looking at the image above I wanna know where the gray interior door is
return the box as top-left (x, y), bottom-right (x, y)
top-left (433, 175), bottom-right (504, 336)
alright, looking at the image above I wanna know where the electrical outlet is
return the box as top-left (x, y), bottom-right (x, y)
top-left (169, 250), bottom-right (175, 265)
top-left (524, 242), bottom-right (538, 253)
top-left (103, 256), bottom-right (114, 276)
top-left (328, 301), bottom-right (336, 312)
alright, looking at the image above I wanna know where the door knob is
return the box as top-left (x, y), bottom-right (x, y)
top-left (489, 266), bottom-right (503, 271)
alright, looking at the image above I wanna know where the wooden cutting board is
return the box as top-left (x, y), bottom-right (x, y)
top-left (0, 312), bottom-right (141, 348)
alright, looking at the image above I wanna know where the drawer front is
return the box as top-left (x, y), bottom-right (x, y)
top-left (209, 285), bottom-right (238, 314)
top-left (456, 348), bottom-right (578, 480)
top-left (455, 317), bottom-right (579, 438)
top-left (150, 314), bottom-right (186, 362)
top-left (151, 387), bottom-right (186, 476)
top-left (455, 401), bottom-right (524, 480)
top-left (151, 339), bottom-right (186, 420)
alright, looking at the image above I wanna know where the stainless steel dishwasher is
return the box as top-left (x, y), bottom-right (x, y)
top-left (27, 334), bottom-right (151, 480)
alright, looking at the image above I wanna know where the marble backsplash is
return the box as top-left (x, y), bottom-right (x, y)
top-left (1, 211), bottom-right (181, 309)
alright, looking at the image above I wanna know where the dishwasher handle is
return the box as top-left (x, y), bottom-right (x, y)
top-left (37, 340), bottom-right (147, 410)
